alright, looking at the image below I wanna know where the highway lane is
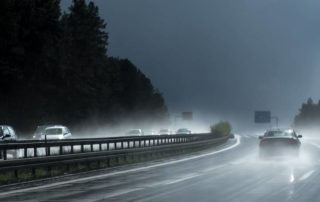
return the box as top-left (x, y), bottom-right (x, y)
top-left (1, 134), bottom-right (320, 202)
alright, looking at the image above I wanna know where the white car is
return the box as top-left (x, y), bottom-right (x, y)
top-left (126, 129), bottom-right (144, 136)
top-left (159, 129), bottom-right (172, 135)
top-left (42, 126), bottom-right (72, 140)
top-left (176, 128), bottom-right (191, 135)
top-left (0, 125), bottom-right (17, 141)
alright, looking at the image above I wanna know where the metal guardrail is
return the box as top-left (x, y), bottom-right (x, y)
top-left (0, 134), bottom-right (230, 182)
top-left (0, 136), bottom-right (229, 171)
top-left (0, 134), bottom-right (214, 160)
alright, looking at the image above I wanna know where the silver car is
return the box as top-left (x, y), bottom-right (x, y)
top-left (0, 125), bottom-right (17, 141)
top-left (42, 126), bottom-right (72, 140)
top-left (176, 128), bottom-right (191, 135)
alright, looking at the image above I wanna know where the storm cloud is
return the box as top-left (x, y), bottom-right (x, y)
top-left (63, 0), bottom-right (320, 130)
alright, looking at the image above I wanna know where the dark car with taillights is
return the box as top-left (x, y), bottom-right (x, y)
top-left (259, 129), bottom-right (302, 158)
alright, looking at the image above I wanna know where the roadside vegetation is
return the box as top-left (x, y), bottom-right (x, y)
top-left (0, 0), bottom-right (168, 133)
top-left (210, 121), bottom-right (232, 137)
top-left (294, 98), bottom-right (320, 130)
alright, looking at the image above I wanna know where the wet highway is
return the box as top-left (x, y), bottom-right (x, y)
top-left (1, 134), bottom-right (320, 202)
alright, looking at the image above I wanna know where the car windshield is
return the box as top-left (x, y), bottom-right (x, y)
top-left (46, 128), bottom-right (62, 135)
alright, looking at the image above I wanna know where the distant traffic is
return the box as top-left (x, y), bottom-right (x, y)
top-left (0, 125), bottom-right (193, 142)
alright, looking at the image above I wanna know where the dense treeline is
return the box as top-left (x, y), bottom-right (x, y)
top-left (294, 98), bottom-right (320, 129)
top-left (0, 0), bottom-right (168, 133)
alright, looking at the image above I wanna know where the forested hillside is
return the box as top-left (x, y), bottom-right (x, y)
top-left (294, 98), bottom-right (320, 129)
top-left (0, 0), bottom-right (168, 132)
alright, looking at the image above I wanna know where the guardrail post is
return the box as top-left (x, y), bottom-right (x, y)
top-left (34, 147), bottom-right (37, 157)
top-left (139, 140), bottom-right (141, 148)
top-left (90, 144), bottom-right (93, 152)
top-left (24, 147), bottom-right (27, 158)
top-left (71, 145), bottom-right (74, 154)
top-left (81, 144), bottom-right (84, 153)
top-left (107, 142), bottom-right (109, 151)
top-left (99, 143), bottom-right (102, 151)
top-left (114, 142), bottom-right (116, 150)
top-left (60, 145), bottom-right (63, 155)
top-left (121, 141), bottom-right (123, 149)
top-left (3, 149), bottom-right (7, 160)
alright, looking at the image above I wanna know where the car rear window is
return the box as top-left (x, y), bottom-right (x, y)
top-left (265, 131), bottom-right (293, 137)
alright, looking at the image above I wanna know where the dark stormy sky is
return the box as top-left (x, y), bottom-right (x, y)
top-left (62, 0), bottom-right (320, 129)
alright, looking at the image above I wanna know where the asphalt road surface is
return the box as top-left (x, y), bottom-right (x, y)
top-left (1, 134), bottom-right (320, 202)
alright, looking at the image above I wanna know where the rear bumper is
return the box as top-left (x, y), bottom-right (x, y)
top-left (259, 146), bottom-right (300, 158)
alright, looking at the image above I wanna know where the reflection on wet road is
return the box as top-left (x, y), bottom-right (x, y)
top-left (1, 135), bottom-right (320, 202)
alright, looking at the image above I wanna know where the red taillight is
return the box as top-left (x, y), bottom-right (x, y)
top-left (287, 139), bottom-right (297, 144)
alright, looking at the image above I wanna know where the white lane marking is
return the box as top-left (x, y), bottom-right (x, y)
top-left (0, 135), bottom-right (241, 197)
top-left (102, 188), bottom-right (144, 199)
top-left (299, 170), bottom-right (315, 182)
top-left (202, 164), bottom-right (227, 173)
top-left (164, 173), bottom-right (201, 185)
